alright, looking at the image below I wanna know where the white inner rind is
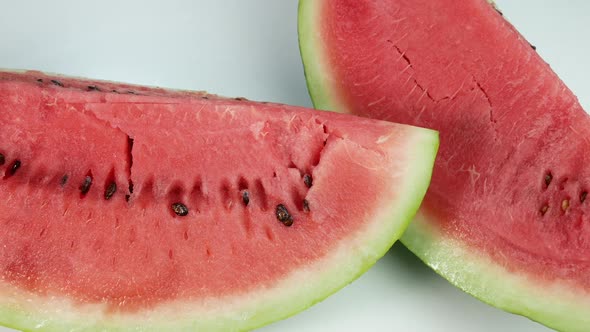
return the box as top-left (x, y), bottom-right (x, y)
top-left (0, 125), bottom-right (438, 331)
top-left (402, 212), bottom-right (590, 332)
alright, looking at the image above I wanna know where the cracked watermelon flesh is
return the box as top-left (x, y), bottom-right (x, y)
top-left (299, 0), bottom-right (590, 330)
top-left (0, 71), bottom-right (437, 331)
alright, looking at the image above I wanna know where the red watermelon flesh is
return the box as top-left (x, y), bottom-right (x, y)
top-left (299, 0), bottom-right (590, 330)
top-left (0, 71), bottom-right (437, 331)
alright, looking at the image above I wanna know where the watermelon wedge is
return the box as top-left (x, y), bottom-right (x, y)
top-left (0, 70), bottom-right (437, 331)
top-left (299, 0), bottom-right (590, 330)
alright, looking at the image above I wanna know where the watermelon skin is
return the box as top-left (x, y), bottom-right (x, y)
top-left (0, 71), bottom-right (437, 331)
top-left (298, 0), bottom-right (590, 330)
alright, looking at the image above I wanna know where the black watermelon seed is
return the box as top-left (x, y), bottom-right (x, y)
top-left (544, 173), bottom-right (553, 187)
top-left (87, 85), bottom-right (101, 92)
top-left (581, 191), bottom-right (588, 203)
top-left (8, 160), bottom-right (21, 176)
top-left (111, 89), bottom-right (119, 93)
top-left (530, 44), bottom-right (537, 51)
top-left (36, 78), bottom-right (44, 83)
top-left (80, 176), bottom-right (92, 195)
top-left (303, 199), bottom-right (310, 212)
top-left (105, 182), bottom-right (117, 200)
top-left (126, 90), bottom-right (137, 95)
top-left (276, 204), bottom-right (293, 226)
top-left (303, 174), bottom-right (313, 188)
top-left (60, 174), bottom-right (69, 186)
top-left (50, 79), bottom-right (64, 87)
top-left (0, 153), bottom-right (5, 165)
top-left (242, 191), bottom-right (250, 206)
top-left (172, 203), bottom-right (189, 216)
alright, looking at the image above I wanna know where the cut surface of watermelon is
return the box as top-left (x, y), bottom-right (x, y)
top-left (0, 71), bottom-right (437, 331)
top-left (299, 0), bottom-right (590, 330)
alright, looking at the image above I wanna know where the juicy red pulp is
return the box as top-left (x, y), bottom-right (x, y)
top-left (0, 72), bottom-right (397, 312)
top-left (320, 0), bottom-right (590, 288)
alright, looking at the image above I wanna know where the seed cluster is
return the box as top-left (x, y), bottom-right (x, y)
top-left (36, 76), bottom-right (144, 95)
top-left (1, 98), bottom-right (314, 228)
top-left (540, 171), bottom-right (588, 216)
top-left (161, 170), bottom-right (313, 225)
top-left (0, 157), bottom-right (311, 225)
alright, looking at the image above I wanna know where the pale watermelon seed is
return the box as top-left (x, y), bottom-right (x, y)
top-left (540, 205), bottom-right (549, 216)
top-left (561, 199), bottom-right (570, 211)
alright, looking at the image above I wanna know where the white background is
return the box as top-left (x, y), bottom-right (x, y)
top-left (0, 1), bottom-right (588, 331)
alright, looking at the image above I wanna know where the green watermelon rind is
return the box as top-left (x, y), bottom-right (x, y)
top-left (403, 211), bottom-right (590, 332)
top-left (0, 131), bottom-right (438, 332)
top-left (297, 1), bottom-right (345, 114)
top-left (0, 71), bottom-right (439, 331)
top-left (297, 1), bottom-right (590, 331)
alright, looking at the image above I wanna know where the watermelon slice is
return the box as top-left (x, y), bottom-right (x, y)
top-left (299, 0), bottom-right (590, 330)
top-left (0, 70), bottom-right (437, 331)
